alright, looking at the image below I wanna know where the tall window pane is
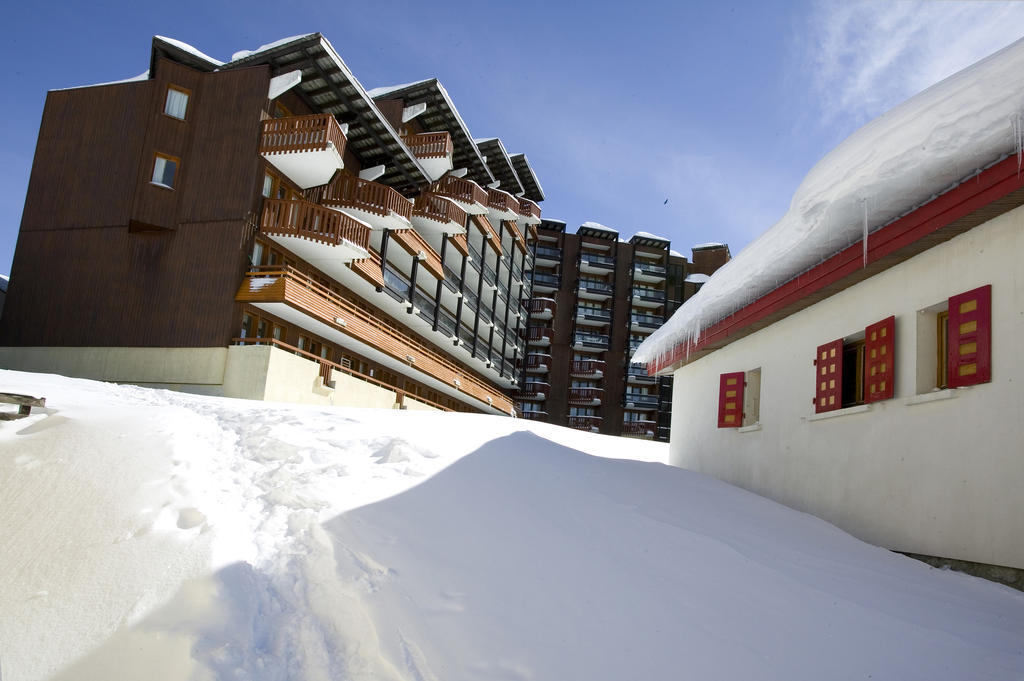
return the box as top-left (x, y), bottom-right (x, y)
top-left (164, 87), bottom-right (189, 119)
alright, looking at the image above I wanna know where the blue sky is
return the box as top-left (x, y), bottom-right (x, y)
top-left (2, 1), bottom-right (1024, 275)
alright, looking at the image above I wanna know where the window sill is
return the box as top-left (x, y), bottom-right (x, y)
top-left (804, 404), bottom-right (872, 422)
top-left (905, 388), bottom-right (962, 406)
top-left (737, 423), bottom-right (762, 433)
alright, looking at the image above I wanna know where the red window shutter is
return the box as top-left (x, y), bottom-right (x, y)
top-left (717, 372), bottom-right (745, 428)
top-left (815, 339), bottom-right (843, 413)
top-left (948, 285), bottom-right (991, 387)
top-left (864, 316), bottom-right (895, 403)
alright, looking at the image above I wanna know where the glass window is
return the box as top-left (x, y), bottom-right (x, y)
top-left (151, 154), bottom-right (178, 188)
top-left (262, 173), bottom-right (274, 198)
top-left (164, 86), bottom-right (189, 120)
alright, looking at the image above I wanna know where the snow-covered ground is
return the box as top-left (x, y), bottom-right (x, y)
top-left (1, 370), bottom-right (1021, 681)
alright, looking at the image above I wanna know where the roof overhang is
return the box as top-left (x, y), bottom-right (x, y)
top-left (648, 154), bottom-right (1024, 375)
top-left (368, 79), bottom-right (495, 188)
top-left (476, 138), bottom-right (524, 195)
top-left (510, 153), bottom-right (545, 202)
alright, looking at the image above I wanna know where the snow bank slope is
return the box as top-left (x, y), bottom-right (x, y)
top-left (1, 370), bottom-right (1021, 681)
top-left (635, 36), bottom-right (1024, 364)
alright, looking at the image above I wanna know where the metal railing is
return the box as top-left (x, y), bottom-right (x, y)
top-left (574, 332), bottom-right (610, 348)
top-left (579, 278), bottom-right (614, 294)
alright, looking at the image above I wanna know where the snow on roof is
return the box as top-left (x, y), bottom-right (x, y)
top-left (685, 273), bottom-right (710, 284)
top-left (155, 35), bottom-right (224, 66)
top-left (52, 70), bottom-right (150, 92)
top-left (579, 221), bottom-right (618, 233)
top-left (365, 79), bottom-right (433, 99)
top-left (692, 242), bottom-right (726, 249)
top-left (634, 36), bottom-right (1024, 366)
top-left (670, 249), bottom-right (684, 258)
top-left (634, 231), bottom-right (670, 241)
top-left (229, 34), bottom-right (316, 62)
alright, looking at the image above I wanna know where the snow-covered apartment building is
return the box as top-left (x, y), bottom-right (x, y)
top-left (635, 42), bottom-right (1024, 580)
top-left (519, 219), bottom-right (728, 440)
top-left (0, 34), bottom-right (549, 416)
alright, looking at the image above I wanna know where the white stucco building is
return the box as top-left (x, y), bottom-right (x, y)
top-left (636, 42), bottom-right (1024, 579)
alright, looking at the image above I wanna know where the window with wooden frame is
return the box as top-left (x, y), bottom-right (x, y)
top-left (718, 368), bottom-right (761, 428)
top-left (164, 85), bottom-right (190, 120)
top-left (916, 286), bottom-right (991, 392)
top-left (151, 153), bottom-right (179, 189)
top-left (815, 316), bottom-right (895, 413)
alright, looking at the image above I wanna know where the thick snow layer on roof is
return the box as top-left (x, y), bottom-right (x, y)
top-left (634, 230), bottom-right (670, 241)
top-left (3, 370), bottom-right (1023, 680)
top-left (685, 273), bottom-right (711, 284)
top-left (670, 249), bottom-right (684, 258)
top-left (229, 34), bottom-right (316, 62)
top-left (580, 221), bottom-right (618, 233)
top-left (634, 37), bottom-right (1024, 365)
top-left (155, 35), bottom-right (224, 66)
top-left (365, 79), bottom-right (432, 99)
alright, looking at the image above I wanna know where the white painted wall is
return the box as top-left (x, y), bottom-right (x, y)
top-left (670, 204), bottom-right (1024, 570)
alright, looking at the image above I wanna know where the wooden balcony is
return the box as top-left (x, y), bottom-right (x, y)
top-left (260, 114), bottom-right (346, 189)
top-left (517, 197), bottom-right (542, 225)
top-left (567, 387), bottom-right (603, 406)
top-left (390, 228), bottom-right (445, 280)
top-left (567, 415), bottom-right (602, 432)
top-left (570, 359), bottom-right (605, 378)
top-left (526, 326), bottom-right (554, 347)
top-left (350, 249), bottom-right (386, 290)
top-left (519, 353), bottom-right (552, 374)
top-left (260, 198), bottom-right (370, 264)
top-left (402, 131), bottom-right (454, 181)
top-left (307, 171), bottom-right (413, 231)
top-left (236, 266), bottom-right (514, 414)
top-left (411, 191), bottom-right (469, 236)
top-left (622, 420), bottom-right (657, 439)
top-left (514, 381), bottom-right (549, 401)
top-left (519, 411), bottom-right (548, 421)
top-left (471, 215), bottom-right (502, 257)
top-left (430, 175), bottom-right (489, 215)
top-left (528, 297), bottom-right (556, 320)
top-left (487, 188), bottom-right (521, 221)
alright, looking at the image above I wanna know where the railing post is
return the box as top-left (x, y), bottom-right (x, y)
top-left (433, 237), bottom-right (447, 332)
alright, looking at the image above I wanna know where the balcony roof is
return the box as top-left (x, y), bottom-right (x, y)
top-left (367, 79), bottom-right (495, 189)
top-left (475, 138), bottom-right (524, 196)
top-left (539, 219), bottom-right (566, 233)
top-left (577, 221), bottom-right (619, 241)
top-left (509, 153), bottom-right (545, 203)
top-left (150, 34), bottom-right (430, 196)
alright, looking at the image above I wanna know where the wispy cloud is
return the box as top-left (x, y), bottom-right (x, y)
top-left (806, 1), bottom-right (1024, 126)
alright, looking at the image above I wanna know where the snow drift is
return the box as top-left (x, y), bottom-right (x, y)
top-left (634, 36), bottom-right (1024, 365)
top-left (0, 370), bottom-right (1022, 680)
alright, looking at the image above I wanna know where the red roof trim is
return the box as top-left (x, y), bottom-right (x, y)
top-left (651, 154), bottom-right (1024, 374)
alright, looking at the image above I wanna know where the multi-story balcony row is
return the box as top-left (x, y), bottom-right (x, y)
top-left (535, 245), bottom-right (562, 264)
top-left (520, 353), bottom-right (552, 374)
top-left (631, 286), bottom-right (667, 307)
top-left (623, 392), bottom-right (660, 410)
top-left (568, 415), bottom-right (602, 433)
top-left (622, 420), bottom-right (657, 439)
top-left (632, 260), bottom-right (668, 282)
top-left (568, 387), bottom-right (603, 407)
top-left (528, 297), bottom-right (556, 320)
top-left (627, 364), bottom-right (657, 385)
top-left (532, 272), bottom-right (561, 293)
top-left (574, 331), bottom-right (610, 350)
top-left (577, 278), bottom-right (614, 301)
top-left (514, 380), bottom-right (550, 401)
top-left (570, 359), bottom-right (605, 378)
top-left (576, 304), bottom-right (612, 326)
top-left (630, 313), bottom-right (663, 332)
top-left (524, 326), bottom-right (554, 347)
top-left (579, 251), bottom-right (615, 274)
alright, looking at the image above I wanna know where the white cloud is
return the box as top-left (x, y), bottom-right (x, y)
top-left (807, 1), bottom-right (1024, 125)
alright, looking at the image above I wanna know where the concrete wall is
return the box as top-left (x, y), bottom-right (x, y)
top-left (669, 204), bottom-right (1024, 570)
top-left (0, 344), bottom-right (441, 412)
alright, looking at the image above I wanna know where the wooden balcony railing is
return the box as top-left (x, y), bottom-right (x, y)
top-left (413, 191), bottom-right (469, 227)
top-left (622, 421), bottom-right (657, 438)
top-left (519, 353), bottom-right (552, 370)
top-left (514, 381), bottom-right (549, 400)
top-left (568, 388), bottom-right (603, 404)
top-left (570, 359), bottom-right (606, 376)
top-left (487, 189), bottom-right (521, 215)
top-left (260, 198), bottom-right (370, 250)
top-left (390, 229), bottom-right (445, 279)
top-left (236, 266), bottom-right (514, 414)
top-left (402, 131), bottom-right (453, 159)
top-left (528, 298), bottom-right (557, 317)
top-left (260, 114), bottom-right (347, 156)
top-left (431, 175), bottom-right (489, 207)
top-left (307, 171), bottom-right (412, 221)
top-left (232, 337), bottom-right (452, 412)
top-left (567, 415), bottom-right (602, 431)
top-left (518, 198), bottom-right (541, 221)
top-left (526, 327), bottom-right (553, 343)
